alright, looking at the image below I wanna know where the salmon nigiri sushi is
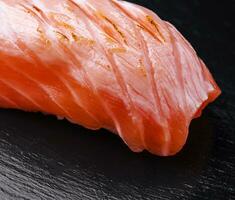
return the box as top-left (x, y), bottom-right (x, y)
top-left (0, 0), bottom-right (221, 156)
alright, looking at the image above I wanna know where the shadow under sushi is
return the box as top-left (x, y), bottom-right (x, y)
top-left (0, 109), bottom-right (213, 199)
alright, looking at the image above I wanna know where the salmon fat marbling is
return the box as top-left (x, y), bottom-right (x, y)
top-left (0, 0), bottom-right (221, 156)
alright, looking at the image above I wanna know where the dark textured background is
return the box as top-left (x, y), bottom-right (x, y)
top-left (0, 0), bottom-right (234, 199)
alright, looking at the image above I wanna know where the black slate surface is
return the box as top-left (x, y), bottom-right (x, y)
top-left (0, 0), bottom-right (234, 199)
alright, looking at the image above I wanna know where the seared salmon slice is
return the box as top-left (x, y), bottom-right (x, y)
top-left (0, 0), bottom-right (221, 156)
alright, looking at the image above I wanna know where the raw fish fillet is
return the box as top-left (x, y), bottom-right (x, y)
top-left (0, 0), bottom-right (221, 156)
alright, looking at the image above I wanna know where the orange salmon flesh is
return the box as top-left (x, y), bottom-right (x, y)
top-left (0, 0), bottom-right (221, 156)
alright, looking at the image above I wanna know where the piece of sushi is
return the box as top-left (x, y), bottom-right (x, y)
top-left (0, 0), bottom-right (221, 156)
